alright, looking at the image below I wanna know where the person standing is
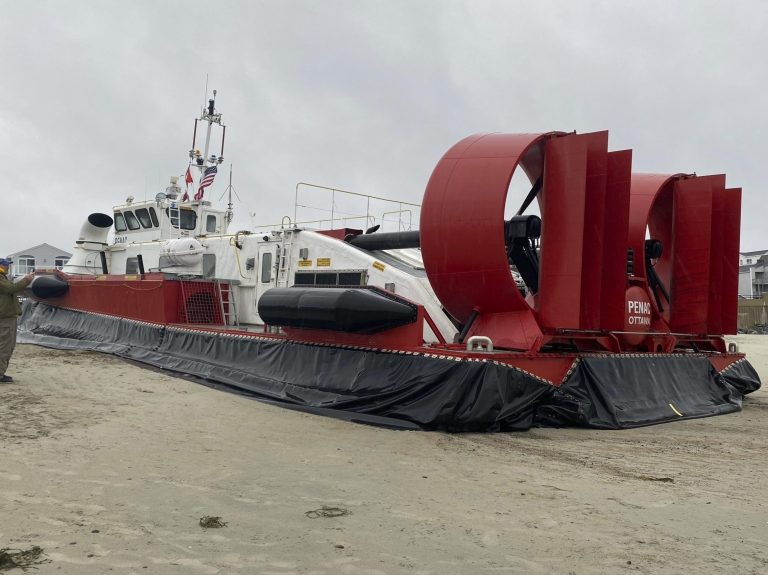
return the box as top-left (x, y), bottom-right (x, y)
top-left (0, 258), bottom-right (33, 383)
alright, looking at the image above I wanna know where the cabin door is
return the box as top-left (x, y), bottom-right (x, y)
top-left (255, 244), bottom-right (279, 309)
top-left (255, 244), bottom-right (278, 323)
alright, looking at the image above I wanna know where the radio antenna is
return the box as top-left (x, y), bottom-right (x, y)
top-left (201, 74), bottom-right (209, 116)
top-left (219, 164), bottom-right (241, 223)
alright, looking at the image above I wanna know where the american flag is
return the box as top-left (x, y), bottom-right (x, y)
top-left (194, 165), bottom-right (217, 200)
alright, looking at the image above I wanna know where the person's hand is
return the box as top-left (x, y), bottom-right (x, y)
top-left (24, 273), bottom-right (34, 282)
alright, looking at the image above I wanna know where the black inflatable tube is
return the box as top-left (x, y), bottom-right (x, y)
top-left (258, 287), bottom-right (417, 333)
top-left (29, 275), bottom-right (69, 299)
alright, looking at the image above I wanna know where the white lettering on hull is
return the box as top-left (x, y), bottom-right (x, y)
top-left (627, 300), bottom-right (651, 315)
top-left (627, 300), bottom-right (651, 326)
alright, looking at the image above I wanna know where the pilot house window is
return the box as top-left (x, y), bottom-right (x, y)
top-left (124, 211), bottom-right (140, 230)
top-left (165, 208), bottom-right (197, 230)
top-left (135, 208), bottom-right (154, 229)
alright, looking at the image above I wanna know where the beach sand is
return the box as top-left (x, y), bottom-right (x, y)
top-left (1, 337), bottom-right (766, 574)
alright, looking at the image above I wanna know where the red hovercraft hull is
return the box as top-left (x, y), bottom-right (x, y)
top-left (20, 130), bottom-right (761, 431)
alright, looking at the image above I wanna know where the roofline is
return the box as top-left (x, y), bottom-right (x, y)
top-left (5, 242), bottom-right (73, 259)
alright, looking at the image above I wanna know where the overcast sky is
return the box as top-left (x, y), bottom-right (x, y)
top-left (1, 0), bottom-right (766, 258)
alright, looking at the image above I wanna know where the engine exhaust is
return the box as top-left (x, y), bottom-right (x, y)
top-left (77, 213), bottom-right (114, 247)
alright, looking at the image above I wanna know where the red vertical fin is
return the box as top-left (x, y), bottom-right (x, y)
top-left (601, 150), bottom-right (633, 331)
top-left (669, 177), bottom-right (714, 334)
top-left (706, 175), bottom-right (727, 334)
top-left (720, 187), bottom-right (742, 334)
top-left (579, 131), bottom-right (609, 330)
top-left (538, 134), bottom-right (588, 329)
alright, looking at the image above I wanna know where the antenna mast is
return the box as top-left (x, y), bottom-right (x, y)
top-left (225, 165), bottom-right (234, 223)
top-left (219, 164), bottom-right (242, 224)
top-left (188, 87), bottom-right (225, 200)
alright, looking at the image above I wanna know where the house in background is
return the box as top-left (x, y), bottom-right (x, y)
top-left (739, 250), bottom-right (768, 266)
top-left (4, 243), bottom-right (72, 279)
top-left (739, 249), bottom-right (768, 298)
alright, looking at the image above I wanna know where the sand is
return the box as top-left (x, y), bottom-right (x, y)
top-left (1, 336), bottom-right (767, 574)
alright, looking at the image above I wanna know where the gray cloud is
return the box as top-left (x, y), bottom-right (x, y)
top-left (1, 0), bottom-right (766, 256)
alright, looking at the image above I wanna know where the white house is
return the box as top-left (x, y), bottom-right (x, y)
top-left (739, 250), bottom-right (768, 298)
top-left (4, 243), bottom-right (72, 279)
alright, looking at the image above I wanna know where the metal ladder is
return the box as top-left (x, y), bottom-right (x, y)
top-left (164, 200), bottom-right (181, 240)
top-left (216, 281), bottom-right (239, 327)
top-left (276, 230), bottom-right (294, 287)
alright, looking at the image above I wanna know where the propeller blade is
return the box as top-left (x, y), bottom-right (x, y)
top-left (516, 176), bottom-right (543, 216)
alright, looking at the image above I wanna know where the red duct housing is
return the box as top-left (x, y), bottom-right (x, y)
top-left (420, 131), bottom-right (741, 352)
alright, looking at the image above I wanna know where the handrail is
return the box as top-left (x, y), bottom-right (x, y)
top-left (294, 182), bottom-right (421, 207)
top-left (294, 182), bottom-right (420, 231)
top-left (381, 209), bottom-right (414, 231)
top-left (249, 215), bottom-right (376, 231)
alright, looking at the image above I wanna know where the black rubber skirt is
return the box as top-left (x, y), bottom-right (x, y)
top-left (18, 301), bottom-right (761, 432)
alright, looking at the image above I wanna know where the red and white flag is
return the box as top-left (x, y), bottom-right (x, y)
top-left (181, 166), bottom-right (195, 201)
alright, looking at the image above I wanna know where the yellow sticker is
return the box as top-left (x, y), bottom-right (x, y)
top-left (298, 260), bottom-right (313, 267)
top-left (96, 276), bottom-right (107, 281)
top-left (124, 275), bottom-right (138, 280)
top-left (372, 261), bottom-right (386, 272)
top-left (317, 258), bottom-right (331, 267)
